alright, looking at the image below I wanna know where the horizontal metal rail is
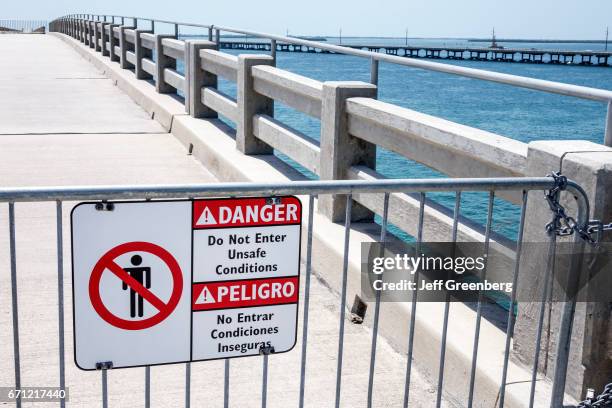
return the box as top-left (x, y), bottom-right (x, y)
top-left (0, 177), bottom-right (585, 206)
top-left (62, 14), bottom-right (612, 103)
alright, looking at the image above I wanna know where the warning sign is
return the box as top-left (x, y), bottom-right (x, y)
top-left (192, 277), bottom-right (299, 311)
top-left (71, 196), bottom-right (301, 370)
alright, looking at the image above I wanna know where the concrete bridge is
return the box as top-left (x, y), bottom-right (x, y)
top-left (0, 15), bottom-right (612, 407)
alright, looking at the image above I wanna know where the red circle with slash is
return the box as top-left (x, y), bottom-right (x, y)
top-left (89, 241), bottom-right (183, 330)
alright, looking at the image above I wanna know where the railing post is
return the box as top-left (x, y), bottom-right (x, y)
top-left (270, 39), bottom-right (276, 61)
top-left (155, 34), bottom-right (177, 93)
top-left (118, 26), bottom-right (134, 69)
top-left (134, 29), bottom-right (153, 79)
top-left (78, 19), bottom-right (84, 42)
top-left (514, 140), bottom-right (612, 402)
top-left (108, 24), bottom-right (120, 62)
top-left (94, 22), bottom-right (101, 52)
top-left (185, 40), bottom-right (218, 117)
top-left (604, 101), bottom-right (612, 147)
top-left (236, 54), bottom-right (275, 154)
top-left (318, 81), bottom-right (378, 222)
top-left (81, 19), bottom-right (86, 43)
top-left (89, 21), bottom-right (96, 49)
top-left (83, 19), bottom-right (90, 46)
top-left (370, 58), bottom-right (379, 86)
top-left (100, 23), bottom-right (110, 57)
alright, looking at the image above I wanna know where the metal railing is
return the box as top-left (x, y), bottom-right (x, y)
top-left (0, 177), bottom-right (590, 407)
top-left (53, 13), bottom-right (612, 146)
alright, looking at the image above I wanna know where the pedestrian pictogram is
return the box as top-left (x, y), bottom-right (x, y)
top-left (122, 255), bottom-right (151, 318)
top-left (71, 197), bottom-right (301, 370)
top-left (88, 241), bottom-right (183, 330)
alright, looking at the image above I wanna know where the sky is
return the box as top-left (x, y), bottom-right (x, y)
top-left (2, 0), bottom-right (611, 39)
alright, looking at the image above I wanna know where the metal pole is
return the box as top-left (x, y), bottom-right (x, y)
top-left (604, 101), bottom-right (612, 147)
top-left (174, 23), bottom-right (179, 38)
top-left (145, 366), bottom-right (151, 408)
top-left (270, 39), bottom-right (277, 61)
top-left (435, 192), bottom-right (461, 407)
top-left (185, 363), bottom-right (191, 408)
top-left (334, 195), bottom-right (353, 408)
top-left (261, 354), bottom-right (269, 408)
top-left (0, 177), bottom-right (563, 203)
top-left (370, 58), bottom-right (379, 86)
top-left (528, 232), bottom-right (557, 408)
top-left (56, 201), bottom-right (66, 408)
top-left (366, 193), bottom-right (390, 408)
top-left (298, 195), bottom-right (315, 408)
top-left (403, 192), bottom-right (426, 407)
top-left (9, 203), bottom-right (22, 408)
top-left (499, 191), bottom-right (529, 407)
top-left (102, 368), bottom-right (108, 408)
top-left (467, 191), bottom-right (495, 407)
top-left (224, 359), bottom-right (230, 408)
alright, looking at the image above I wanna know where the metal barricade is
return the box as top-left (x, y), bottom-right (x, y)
top-left (0, 177), bottom-right (591, 407)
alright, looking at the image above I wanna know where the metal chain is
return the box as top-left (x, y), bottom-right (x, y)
top-left (544, 172), bottom-right (611, 246)
top-left (577, 383), bottom-right (612, 407)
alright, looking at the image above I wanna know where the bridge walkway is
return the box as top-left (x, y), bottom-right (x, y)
top-left (0, 34), bottom-right (447, 407)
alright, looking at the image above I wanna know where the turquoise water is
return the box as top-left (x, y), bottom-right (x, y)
top-left (177, 38), bottom-right (612, 241)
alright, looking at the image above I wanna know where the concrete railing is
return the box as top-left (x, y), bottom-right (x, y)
top-left (49, 15), bottom-right (612, 402)
top-left (50, 14), bottom-right (612, 147)
top-left (47, 13), bottom-right (601, 291)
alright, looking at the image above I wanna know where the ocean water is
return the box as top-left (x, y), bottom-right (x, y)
top-left (177, 37), bottom-right (612, 241)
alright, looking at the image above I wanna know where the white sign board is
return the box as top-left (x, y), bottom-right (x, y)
top-left (71, 197), bottom-right (302, 370)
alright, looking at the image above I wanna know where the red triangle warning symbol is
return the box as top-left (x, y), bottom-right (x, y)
top-left (195, 287), bottom-right (215, 305)
top-left (196, 207), bottom-right (217, 226)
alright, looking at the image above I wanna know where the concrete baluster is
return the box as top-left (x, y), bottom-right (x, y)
top-left (185, 40), bottom-right (218, 117)
top-left (134, 30), bottom-right (153, 79)
top-left (94, 22), bottom-right (101, 52)
top-left (109, 24), bottom-right (120, 62)
top-left (236, 54), bottom-right (275, 154)
top-left (83, 20), bottom-right (90, 46)
top-left (88, 21), bottom-right (95, 48)
top-left (155, 35), bottom-right (177, 93)
top-left (514, 140), bottom-right (612, 401)
top-left (101, 23), bottom-right (110, 56)
top-left (318, 81), bottom-right (378, 222)
top-left (78, 19), bottom-right (84, 42)
top-left (118, 26), bottom-right (134, 69)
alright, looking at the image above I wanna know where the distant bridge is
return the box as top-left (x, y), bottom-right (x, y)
top-left (219, 41), bottom-right (612, 66)
top-left (0, 20), bottom-right (46, 34)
